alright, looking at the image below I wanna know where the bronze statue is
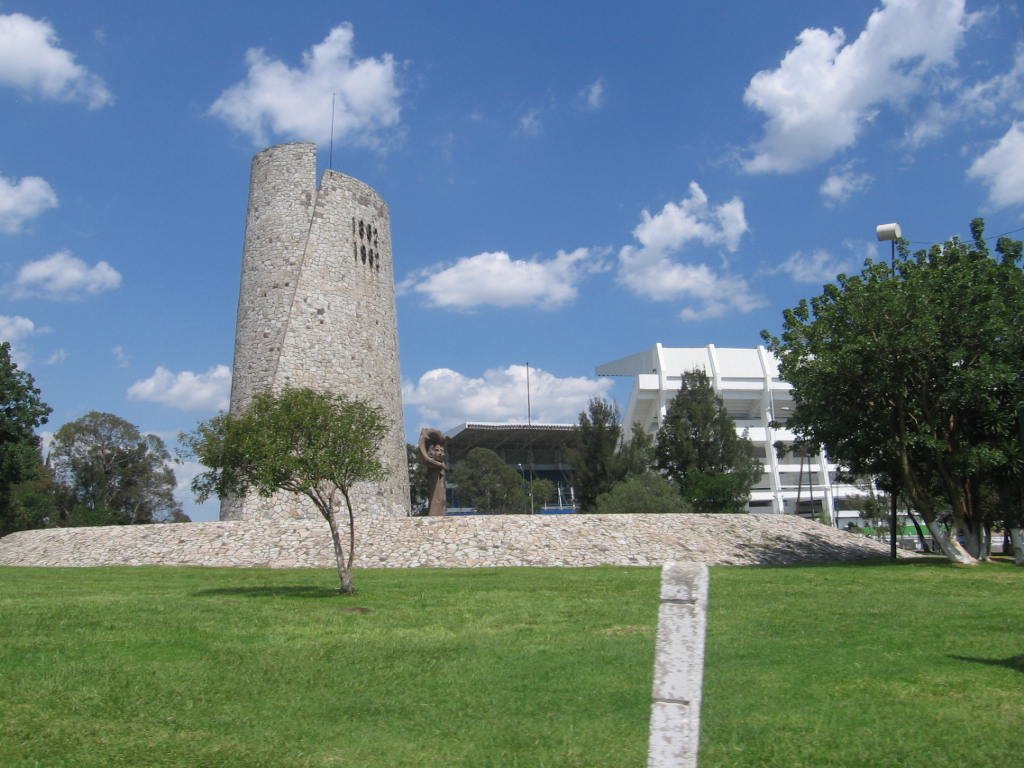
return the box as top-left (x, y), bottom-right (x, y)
top-left (418, 427), bottom-right (448, 516)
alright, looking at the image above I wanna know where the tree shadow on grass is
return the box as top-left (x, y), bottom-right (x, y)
top-left (950, 654), bottom-right (1024, 674)
top-left (192, 586), bottom-right (346, 599)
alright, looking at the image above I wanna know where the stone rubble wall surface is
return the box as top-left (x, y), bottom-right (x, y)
top-left (0, 514), bottom-right (903, 569)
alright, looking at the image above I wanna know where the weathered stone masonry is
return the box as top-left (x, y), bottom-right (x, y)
top-left (0, 514), bottom-right (903, 569)
top-left (223, 142), bottom-right (409, 521)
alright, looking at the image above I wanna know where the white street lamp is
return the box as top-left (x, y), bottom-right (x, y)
top-left (876, 222), bottom-right (901, 273)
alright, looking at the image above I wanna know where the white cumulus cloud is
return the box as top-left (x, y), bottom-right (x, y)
top-left (518, 109), bottom-right (542, 136)
top-left (579, 78), bottom-right (605, 110)
top-left (127, 365), bottom-right (232, 412)
top-left (616, 183), bottom-right (762, 319)
top-left (11, 251), bottom-right (121, 299)
top-left (906, 44), bottom-right (1024, 148)
top-left (742, 0), bottom-right (968, 173)
top-left (0, 13), bottom-right (112, 108)
top-left (820, 163), bottom-right (874, 206)
top-left (402, 247), bottom-right (606, 311)
top-left (0, 315), bottom-right (38, 343)
top-left (0, 174), bottom-right (57, 234)
top-left (967, 121), bottom-right (1024, 209)
top-left (766, 250), bottom-right (856, 285)
top-left (403, 365), bottom-right (613, 431)
top-left (0, 315), bottom-right (41, 366)
top-left (210, 23), bottom-right (401, 148)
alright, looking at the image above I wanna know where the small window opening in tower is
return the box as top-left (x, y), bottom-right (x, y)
top-left (359, 220), bottom-right (364, 239)
top-left (361, 245), bottom-right (367, 263)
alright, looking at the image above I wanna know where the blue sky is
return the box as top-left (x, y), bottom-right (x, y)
top-left (1, 0), bottom-right (1022, 521)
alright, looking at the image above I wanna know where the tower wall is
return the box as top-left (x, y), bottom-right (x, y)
top-left (222, 142), bottom-right (410, 520)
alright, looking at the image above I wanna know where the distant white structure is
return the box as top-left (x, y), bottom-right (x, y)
top-left (597, 344), bottom-right (867, 524)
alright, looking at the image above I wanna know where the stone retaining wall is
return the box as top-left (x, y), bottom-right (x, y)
top-left (0, 513), bottom-right (901, 569)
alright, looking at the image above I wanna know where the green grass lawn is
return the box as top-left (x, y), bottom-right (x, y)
top-left (0, 566), bottom-right (660, 768)
top-left (1, 561), bottom-right (1021, 767)
top-left (701, 559), bottom-right (1024, 768)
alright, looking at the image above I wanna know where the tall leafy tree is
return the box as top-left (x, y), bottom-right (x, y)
top-left (49, 412), bottom-right (182, 526)
top-left (449, 447), bottom-right (528, 514)
top-left (0, 342), bottom-right (52, 536)
top-left (182, 388), bottom-right (388, 593)
top-left (565, 398), bottom-right (654, 512)
top-left (565, 398), bottom-right (622, 512)
top-left (655, 370), bottom-right (763, 513)
top-left (763, 219), bottom-right (1024, 563)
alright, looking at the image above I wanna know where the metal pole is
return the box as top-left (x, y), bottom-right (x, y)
top-left (329, 93), bottom-right (336, 169)
top-left (890, 237), bottom-right (897, 560)
top-left (526, 363), bottom-right (534, 513)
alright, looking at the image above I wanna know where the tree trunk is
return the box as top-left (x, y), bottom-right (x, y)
top-left (961, 527), bottom-right (979, 559)
top-left (926, 518), bottom-right (978, 565)
top-left (906, 509), bottom-right (930, 552)
top-left (1010, 528), bottom-right (1024, 566)
top-left (978, 523), bottom-right (991, 562)
top-left (341, 489), bottom-right (357, 577)
top-left (324, 509), bottom-right (354, 594)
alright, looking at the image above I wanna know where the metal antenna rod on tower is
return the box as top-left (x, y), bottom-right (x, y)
top-left (329, 93), bottom-right (336, 169)
top-left (526, 362), bottom-right (532, 426)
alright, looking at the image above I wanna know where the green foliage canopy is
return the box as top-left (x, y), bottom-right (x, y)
top-left (763, 219), bottom-right (1024, 563)
top-left (0, 342), bottom-right (51, 536)
top-left (566, 398), bottom-right (654, 512)
top-left (594, 471), bottom-right (692, 515)
top-left (182, 388), bottom-right (389, 593)
top-left (49, 411), bottom-right (182, 526)
top-left (449, 447), bottom-right (528, 514)
top-left (565, 398), bottom-right (622, 512)
top-left (654, 369), bottom-right (763, 513)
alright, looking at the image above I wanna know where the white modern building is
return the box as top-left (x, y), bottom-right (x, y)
top-left (597, 344), bottom-right (868, 525)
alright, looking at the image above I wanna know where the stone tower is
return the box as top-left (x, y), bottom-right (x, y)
top-left (222, 142), bottom-right (410, 520)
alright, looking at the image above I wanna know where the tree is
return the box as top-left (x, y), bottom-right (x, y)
top-left (595, 472), bottom-right (692, 515)
top-left (763, 219), bottom-right (1024, 564)
top-left (449, 447), bottom-right (528, 514)
top-left (565, 398), bottom-right (622, 512)
top-left (565, 399), bottom-right (654, 512)
top-left (617, 424), bottom-right (656, 479)
top-left (0, 342), bottom-right (52, 536)
top-left (529, 478), bottom-right (557, 508)
top-left (182, 388), bottom-right (388, 594)
top-left (655, 370), bottom-right (763, 513)
top-left (49, 412), bottom-right (183, 526)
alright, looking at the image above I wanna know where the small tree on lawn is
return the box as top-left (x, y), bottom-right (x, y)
top-left (181, 388), bottom-right (388, 594)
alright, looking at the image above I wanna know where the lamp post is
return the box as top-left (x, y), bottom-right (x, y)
top-left (876, 221), bottom-right (902, 560)
top-left (876, 222), bottom-right (901, 273)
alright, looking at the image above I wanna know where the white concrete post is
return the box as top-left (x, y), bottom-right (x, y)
top-left (647, 562), bottom-right (709, 768)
